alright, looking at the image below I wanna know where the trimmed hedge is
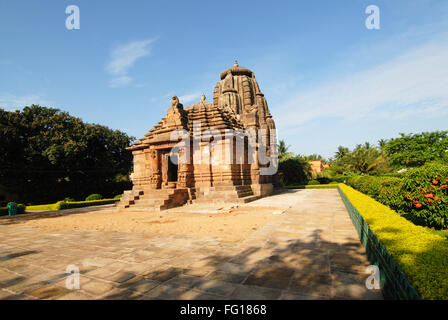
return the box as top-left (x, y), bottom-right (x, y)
top-left (339, 184), bottom-right (448, 300)
top-left (26, 202), bottom-right (63, 212)
top-left (346, 163), bottom-right (448, 229)
top-left (59, 199), bottom-right (116, 209)
top-left (26, 199), bottom-right (116, 212)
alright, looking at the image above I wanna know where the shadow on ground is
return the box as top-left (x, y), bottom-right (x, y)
top-left (0, 205), bottom-right (114, 226)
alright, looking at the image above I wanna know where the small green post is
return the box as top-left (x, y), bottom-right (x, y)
top-left (7, 202), bottom-right (18, 216)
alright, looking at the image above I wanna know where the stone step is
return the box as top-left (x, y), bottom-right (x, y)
top-left (191, 194), bottom-right (259, 205)
top-left (235, 195), bottom-right (260, 203)
top-left (135, 198), bottom-right (168, 206)
top-left (199, 185), bottom-right (252, 192)
top-left (139, 193), bottom-right (172, 200)
top-left (196, 189), bottom-right (254, 199)
top-left (118, 188), bottom-right (189, 211)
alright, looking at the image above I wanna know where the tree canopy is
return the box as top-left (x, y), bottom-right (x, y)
top-left (277, 140), bottom-right (311, 185)
top-left (329, 142), bottom-right (388, 175)
top-left (384, 131), bottom-right (448, 168)
top-left (0, 105), bottom-right (134, 204)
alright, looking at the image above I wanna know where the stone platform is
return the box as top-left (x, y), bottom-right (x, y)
top-left (0, 189), bottom-right (382, 300)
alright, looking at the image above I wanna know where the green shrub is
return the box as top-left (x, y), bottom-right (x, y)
top-left (113, 194), bottom-right (122, 200)
top-left (346, 163), bottom-right (448, 229)
top-left (377, 177), bottom-right (405, 212)
top-left (346, 175), bottom-right (363, 189)
top-left (339, 184), bottom-right (448, 299)
top-left (330, 176), bottom-right (350, 183)
top-left (401, 162), bottom-right (448, 229)
top-left (307, 180), bottom-right (320, 185)
top-left (63, 197), bottom-right (75, 202)
top-left (356, 176), bottom-right (379, 197)
top-left (315, 177), bottom-right (331, 184)
top-left (26, 199), bottom-right (116, 211)
top-left (279, 157), bottom-right (311, 185)
top-left (56, 201), bottom-right (68, 210)
top-left (85, 194), bottom-right (102, 201)
top-left (18, 204), bottom-right (26, 213)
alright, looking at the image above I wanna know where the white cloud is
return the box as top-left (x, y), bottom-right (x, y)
top-left (109, 76), bottom-right (133, 88)
top-left (0, 94), bottom-right (51, 110)
top-left (275, 39), bottom-right (448, 128)
top-left (179, 92), bottom-right (201, 104)
top-left (105, 38), bottom-right (157, 88)
top-left (106, 38), bottom-right (157, 75)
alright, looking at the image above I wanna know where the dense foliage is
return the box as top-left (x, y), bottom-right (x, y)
top-left (384, 131), bottom-right (448, 168)
top-left (339, 184), bottom-right (448, 300)
top-left (329, 142), bottom-right (389, 176)
top-left (326, 131), bottom-right (448, 178)
top-left (0, 105), bottom-right (134, 204)
top-left (401, 163), bottom-right (448, 229)
top-left (345, 162), bottom-right (448, 229)
top-left (277, 140), bottom-right (311, 185)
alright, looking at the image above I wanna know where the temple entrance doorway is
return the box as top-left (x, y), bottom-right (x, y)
top-left (168, 154), bottom-right (178, 182)
top-left (161, 151), bottom-right (178, 188)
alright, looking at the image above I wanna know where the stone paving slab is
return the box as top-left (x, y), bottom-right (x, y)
top-left (0, 189), bottom-right (383, 300)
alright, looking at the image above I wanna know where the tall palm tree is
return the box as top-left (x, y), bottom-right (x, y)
top-left (364, 142), bottom-right (372, 150)
top-left (278, 140), bottom-right (294, 160)
top-left (334, 146), bottom-right (349, 160)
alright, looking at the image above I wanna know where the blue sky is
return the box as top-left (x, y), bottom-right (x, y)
top-left (1, 0), bottom-right (447, 159)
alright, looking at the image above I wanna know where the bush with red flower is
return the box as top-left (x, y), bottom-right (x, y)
top-left (402, 162), bottom-right (448, 229)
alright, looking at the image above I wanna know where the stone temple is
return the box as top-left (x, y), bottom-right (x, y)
top-left (118, 62), bottom-right (278, 210)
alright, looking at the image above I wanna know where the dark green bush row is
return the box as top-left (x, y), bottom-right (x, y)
top-left (59, 199), bottom-right (117, 210)
top-left (345, 162), bottom-right (448, 229)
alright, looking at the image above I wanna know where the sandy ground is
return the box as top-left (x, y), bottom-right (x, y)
top-left (4, 204), bottom-right (284, 242)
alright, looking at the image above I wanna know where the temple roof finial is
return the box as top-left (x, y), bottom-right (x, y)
top-left (201, 93), bottom-right (206, 101)
top-left (234, 60), bottom-right (239, 67)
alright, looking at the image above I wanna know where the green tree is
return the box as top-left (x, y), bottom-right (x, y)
top-left (278, 139), bottom-right (294, 161)
top-left (278, 155), bottom-right (311, 185)
top-left (347, 144), bottom-right (381, 174)
top-left (0, 105), bottom-right (135, 204)
top-left (330, 142), bottom-right (391, 175)
top-left (384, 131), bottom-right (448, 168)
top-left (304, 154), bottom-right (328, 164)
top-left (334, 146), bottom-right (349, 161)
top-left (378, 139), bottom-right (387, 151)
top-left (276, 140), bottom-right (311, 185)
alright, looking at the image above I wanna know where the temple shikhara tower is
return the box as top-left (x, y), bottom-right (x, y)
top-left (118, 62), bottom-right (278, 210)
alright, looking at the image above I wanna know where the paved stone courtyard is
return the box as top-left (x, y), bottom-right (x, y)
top-left (0, 189), bottom-right (382, 300)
